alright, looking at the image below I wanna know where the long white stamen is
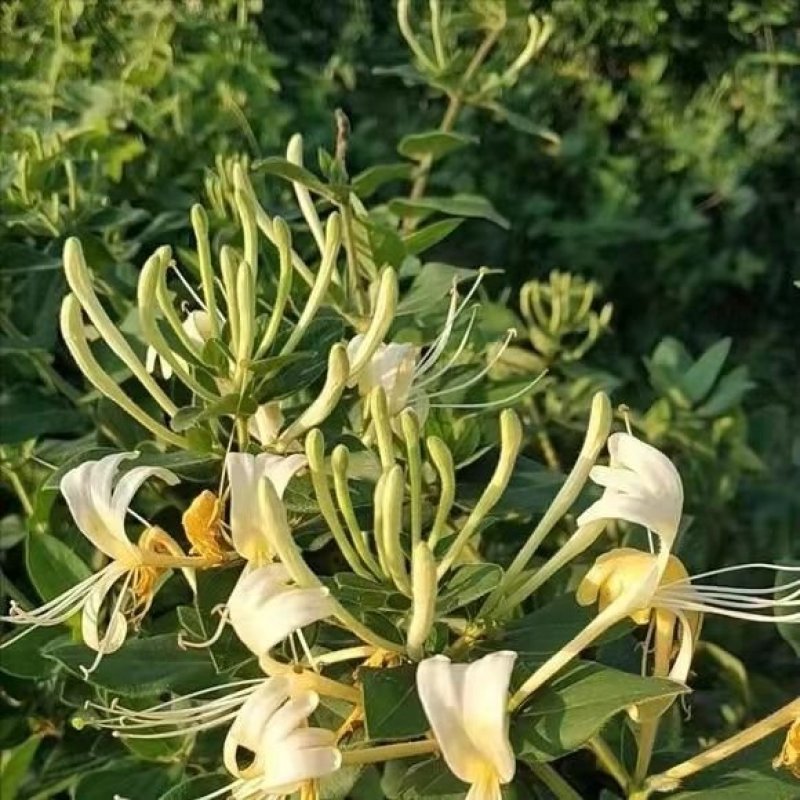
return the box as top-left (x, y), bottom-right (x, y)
top-left (178, 607), bottom-right (230, 650)
top-left (657, 599), bottom-right (800, 624)
top-left (415, 271), bottom-right (486, 378)
top-left (112, 709), bottom-right (243, 739)
top-left (423, 329), bottom-right (516, 399)
top-left (191, 778), bottom-right (244, 800)
top-left (87, 678), bottom-right (262, 719)
top-left (430, 370), bottom-right (546, 409)
top-left (296, 629), bottom-right (319, 673)
top-left (667, 562), bottom-right (800, 585)
top-left (412, 305), bottom-right (479, 391)
top-left (659, 587), bottom-right (800, 610)
top-left (4, 570), bottom-right (106, 624)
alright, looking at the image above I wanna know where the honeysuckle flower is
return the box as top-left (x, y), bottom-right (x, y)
top-left (182, 490), bottom-right (228, 563)
top-left (227, 563), bottom-right (333, 661)
top-left (225, 452), bottom-right (307, 563)
top-left (0, 453), bottom-right (183, 666)
top-left (89, 562), bottom-right (338, 740)
top-left (417, 651), bottom-right (517, 800)
top-left (222, 676), bottom-right (340, 791)
top-left (509, 436), bottom-right (685, 711)
top-left (346, 273), bottom-right (539, 422)
top-left (145, 309), bottom-right (213, 378)
top-left (577, 432), bottom-right (684, 546)
top-left (774, 717), bottom-right (800, 778)
top-left (577, 548), bottom-right (800, 694)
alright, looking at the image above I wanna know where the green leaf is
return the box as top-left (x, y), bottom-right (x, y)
top-left (171, 394), bottom-right (257, 432)
top-left (397, 131), bottom-right (477, 161)
top-left (389, 194), bottom-right (510, 229)
top-left (697, 365), bottom-right (754, 417)
top-left (397, 264), bottom-right (487, 316)
top-left (362, 665), bottom-right (428, 741)
top-left (0, 626), bottom-right (63, 679)
top-left (512, 660), bottom-right (686, 761)
top-left (26, 532), bottom-right (92, 602)
top-left (0, 388), bottom-right (85, 444)
top-left (437, 564), bottom-right (503, 614)
top-left (396, 758), bottom-right (467, 798)
top-left (44, 633), bottom-right (218, 697)
top-left (159, 774), bottom-right (229, 800)
top-left (74, 761), bottom-right (177, 800)
top-left (403, 219), bottom-right (463, 256)
top-left (253, 157), bottom-right (341, 201)
top-left (680, 337), bottom-right (731, 403)
top-left (0, 734), bottom-right (42, 800)
top-left (351, 163), bottom-right (413, 197)
top-left (334, 574), bottom-right (410, 612)
top-left (487, 594), bottom-right (628, 662)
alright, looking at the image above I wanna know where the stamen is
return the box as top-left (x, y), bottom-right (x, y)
top-left (178, 606), bottom-right (230, 650)
top-left (296, 629), bottom-right (319, 673)
top-left (423, 328), bottom-right (517, 399)
top-left (415, 270), bottom-right (487, 378)
top-left (168, 262), bottom-right (211, 318)
top-left (412, 305), bottom-right (479, 390)
top-left (429, 370), bottom-right (546, 409)
top-left (665, 562), bottom-right (800, 586)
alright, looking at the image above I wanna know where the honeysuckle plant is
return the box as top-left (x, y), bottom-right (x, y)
top-left (1, 6), bottom-right (798, 800)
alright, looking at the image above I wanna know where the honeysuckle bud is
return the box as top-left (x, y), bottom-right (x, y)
top-left (277, 343), bottom-right (349, 447)
top-left (280, 212), bottom-right (341, 355)
top-left (220, 244), bottom-right (240, 349)
top-left (346, 267), bottom-right (399, 379)
top-left (63, 237), bottom-right (177, 416)
top-left (438, 409), bottom-right (522, 578)
top-left (190, 203), bottom-right (220, 339)
top-left (369, 386), bottom-right (397, 469)
top-left (498, 391), bottom-right (612, 601)
top-left (400, 409), bottom-right (423, 547)
top-left (287, 133), bottom-right (326, 253)
top-left (305, 429), bottom-right (371, 578)
top-left (426, 435), bottom-right (456, 548)
top-left (407, 542), bottom-right (437, 660)
top-left (381, 464), bottom-right (411, 594)
top-left (234, 258), bottom-right (254, 371)
top-left (225, 452), bottom-right (307, 563)
top-left (417, 652), bottom-right (518, 799)
top-left (255, 217), bottom-right (293, 358)
top-left (227, 564), bottom-right (333, 660)
top-left (59, 294), bottom-right (188, 448)
top-left (138, 250), bottom-right (213, 398)
top-left (233, 165), bottom-right (259, 280)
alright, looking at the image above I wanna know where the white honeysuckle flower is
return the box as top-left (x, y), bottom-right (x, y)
top-left (577, 432), bottom-right (684, 547)
top-left (88, 560), bottom-right (336, 740)
top-left (1, 453), bottom-right (180, 666)
top-left (225, 452), bottom-right (307, 563)
top-left (248, 402), bottom-right (285, 446)
top-left (417, 651), bottom-right (517, 800)
top-left (577, 549), bottom-right (800, 694)
top-left (222, 677), bottom-right (340, 793)
top-left (346, 272), bottom-right (540, 420)
top-left (146, 310), bottom-right (213, 378)
top-left (227, 563), bottom-right (333, 660)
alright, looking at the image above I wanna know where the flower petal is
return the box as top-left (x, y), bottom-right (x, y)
top-left (417, 655), bottom-right (481, 785)
top-left (257, 453), bottom-right (307, 498)
top-left (463, 652), bottom-right (517, 783)
top-left (81, 564), bottom-right (129, 653)
top-left (61, 453), bottom-right (139, 560)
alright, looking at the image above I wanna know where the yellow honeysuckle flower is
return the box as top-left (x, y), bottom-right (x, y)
top-left (774, 717), bottom-right (800, 779)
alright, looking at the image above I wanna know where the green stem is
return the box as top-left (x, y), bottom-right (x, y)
top-left (340, 739), bottom-right (436, 765)
top-left (587, 735), bottom-right (631, 794)
top-left (527, 762), bottom-right (583, 800)
top-left (2, 468), bottom-right (33, 516)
